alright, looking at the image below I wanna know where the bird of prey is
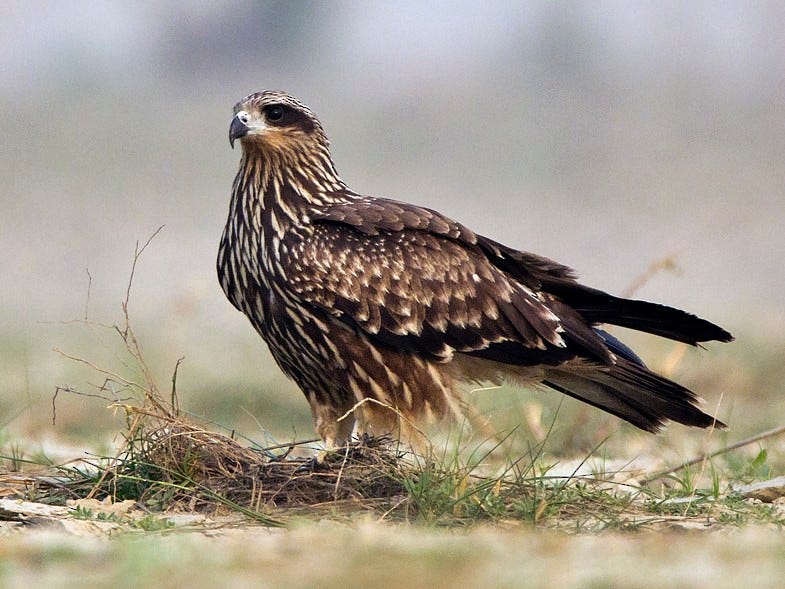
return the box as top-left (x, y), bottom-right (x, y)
top-left (218, 90), bottom-right (732, 451)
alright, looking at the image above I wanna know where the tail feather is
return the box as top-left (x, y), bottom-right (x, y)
top-left (544, 358), bottom-right (725, 432)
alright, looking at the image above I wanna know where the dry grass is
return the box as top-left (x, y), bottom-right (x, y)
top-left (81, 418), bottom-right (409, 520)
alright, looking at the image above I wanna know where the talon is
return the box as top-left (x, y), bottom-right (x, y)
top-left (294, 456), bottom-right (324, 473)
top-left (294, 447), bottom-right (341, 473)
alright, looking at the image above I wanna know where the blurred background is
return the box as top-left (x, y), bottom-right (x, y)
top-left (1, 1), bottom-right (783, 459)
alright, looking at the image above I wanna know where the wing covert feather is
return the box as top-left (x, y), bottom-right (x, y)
top-left (280, 223), bottom-right (565, 361)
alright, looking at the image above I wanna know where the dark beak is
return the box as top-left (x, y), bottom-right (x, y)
top-left (229, 115), bottom-right (250, 149)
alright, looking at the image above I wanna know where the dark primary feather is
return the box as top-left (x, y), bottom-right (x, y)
top-left (218, 90), bottom-right (732, 447)
top-left (476, 235), bottom-right (734, 345)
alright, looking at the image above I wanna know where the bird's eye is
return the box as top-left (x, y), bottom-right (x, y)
top-left (265, 105), bottom-right (285, 122)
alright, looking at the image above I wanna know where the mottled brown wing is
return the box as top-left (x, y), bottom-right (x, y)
top-left (279, 218), bottom-right (573, 363)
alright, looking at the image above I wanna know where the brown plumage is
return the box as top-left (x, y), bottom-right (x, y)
top-left (218, 90), bottom-right (733, 449)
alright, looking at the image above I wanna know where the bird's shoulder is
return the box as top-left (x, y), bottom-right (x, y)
top-left (309, 196), bottom-right (477, 243)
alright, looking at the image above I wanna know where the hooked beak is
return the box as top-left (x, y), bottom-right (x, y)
top-left (229, 115), bottom-right (250, 149)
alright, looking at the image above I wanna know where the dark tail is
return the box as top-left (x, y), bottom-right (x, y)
top-left (544, 358), bottom-right (726, 432)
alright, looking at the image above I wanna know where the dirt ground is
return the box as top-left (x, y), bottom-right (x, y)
top-left (1, 514), bottom-right (784, 589)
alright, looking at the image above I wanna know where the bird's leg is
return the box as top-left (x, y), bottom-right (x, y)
top-left (315, 412), bottom-right (356, 465)
top-left (304, 398), bottom-right (357, 468)
top-left (353, 411), bottom-right (374, 448)
top-left (353, 407), bottom-right (369, 443)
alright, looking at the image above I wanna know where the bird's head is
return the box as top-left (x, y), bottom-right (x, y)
top-left (229, 91), bottom-right (329, 154)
